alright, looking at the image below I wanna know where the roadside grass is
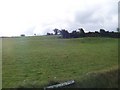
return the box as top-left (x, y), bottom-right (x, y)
top-left (2, 36), bottom-right (118, 88)
top-left (15, 67), bottom-right (119, 88)
top-left (72, 67), bottom-right (119, 88)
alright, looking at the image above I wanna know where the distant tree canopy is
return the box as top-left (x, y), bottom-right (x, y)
top-left (117, 28), bottom-right (120, 32)
top-left (59, 28), bottom-right (85, 38)
top-left (47, 33), bottom-right (53, 35)
top-left (78, 28), bottom-right (85, 34)
top-left (60, 29), bottom-right (70, 38)
top-left (21, 34), bottom-right (25, 37)
top-left (100, 29), bottom-right (106, 34)
top-left (53, 28), bottom-right (59, 35)
top-left (47, 27), bottom-right (120, 38)
top-left (78, 28), bottom-right (85, 37)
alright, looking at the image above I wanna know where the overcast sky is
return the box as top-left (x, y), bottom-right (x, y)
top-left (0, 0), bottom-right (119, 36)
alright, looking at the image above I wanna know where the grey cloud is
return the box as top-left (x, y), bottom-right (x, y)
top-left (118, 1), bottom-right (120, 28)
top-left (24, 26), bottom-right (36, 35)
top-left (75, 0), bottom-right (118, 24)
top-left (75, 6), bottom-right (107, 25)
top-left (37, 0), bottom-right (118, 34)
top-left (72, 1), bottom-right (118, 32)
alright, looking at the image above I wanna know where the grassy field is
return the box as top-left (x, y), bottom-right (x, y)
top-left (0, 38), bottom-right (2, 89)
top-left (2, 36), bottom-right (118, 88)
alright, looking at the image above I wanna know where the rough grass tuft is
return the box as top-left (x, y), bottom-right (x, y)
top-left (73, 68), bottom-right (119, 88)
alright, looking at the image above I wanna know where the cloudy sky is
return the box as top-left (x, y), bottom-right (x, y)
top-left (0, 0), bottom-right (119, 36)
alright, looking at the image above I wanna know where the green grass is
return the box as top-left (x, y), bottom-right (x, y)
top-left (66, 67), bottom-right (118, 88)
top-left (0, 38), bottom-right (2, 89)
top-left (2, 36), bottom-right (118, 88)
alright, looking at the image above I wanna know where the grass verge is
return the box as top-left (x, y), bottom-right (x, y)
top-left (16, 68), bottom-right (118, 88)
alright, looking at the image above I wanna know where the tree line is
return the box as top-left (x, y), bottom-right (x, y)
top-left (47, 28), bottom-right (120, 38)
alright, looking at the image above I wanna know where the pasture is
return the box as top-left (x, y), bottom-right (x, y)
top-left (2, 36), bottom-right (118, 88)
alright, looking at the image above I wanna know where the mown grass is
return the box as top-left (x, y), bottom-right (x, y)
top-left (2, 36), bottom-right (118, 88)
